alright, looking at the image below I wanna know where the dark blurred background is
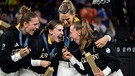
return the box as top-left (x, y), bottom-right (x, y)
top-left (0, 0), bottom-right (135, 76)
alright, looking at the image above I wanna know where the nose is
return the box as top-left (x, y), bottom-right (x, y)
top-left (61, 31), bottom-right (64, 35)
top-left (63, 20), bottom-right (68, 25)
top-left (36, 25), bottom-right (39, 29)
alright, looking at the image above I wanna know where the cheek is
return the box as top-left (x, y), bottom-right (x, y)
top-left (69, 20), bottom-right (72, 24)
top-left (26, 26), bottom-right (31, 30)
top-left (75, 34), bottom-right (80, 38)
top-left (70, 33), bottom-right (73, 37)
top-left (52, 31), bottom-right (58, 37)
top-left (25, 27), bottom-right (31, 33)
top-left (26, 25), bottom-right (33, 32)
top-left (73, 34), bottom-right (77, 38)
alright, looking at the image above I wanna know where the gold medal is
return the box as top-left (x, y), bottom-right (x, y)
top-left (62, 46), bottom-right (68, 60)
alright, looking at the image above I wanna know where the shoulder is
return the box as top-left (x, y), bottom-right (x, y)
top-left (1, 29), bottom-right (17, 40)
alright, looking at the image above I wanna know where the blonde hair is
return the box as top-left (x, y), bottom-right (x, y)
top-left (72, 18), bottom-right (95, 52)
top-left (58, 0), bottom-right (76, 15)
top-left (18, 5), bottom-right (37, 26)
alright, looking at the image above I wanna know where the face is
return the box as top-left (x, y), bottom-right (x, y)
top-left (50, 24), bottom-right (64, 43)
top-left (59, 13), bottom-right (74, 27)
top-left (70, 25), bottom-right (81, 45)
top-left (23, 17), bottom-right (39, 35)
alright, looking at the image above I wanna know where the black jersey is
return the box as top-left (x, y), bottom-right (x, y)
top-left (23, 33), bottom-right (59, 74)
top-left (83, 41), bottom-right (121, 75)
top-left (0, 25), bottom-right (30, 73)
top-left (57, 16), bottom-right (102, 75)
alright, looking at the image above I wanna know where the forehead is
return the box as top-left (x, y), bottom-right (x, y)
top-left (70, 25), bottom-right (75, 31)
top-left (29, 17), bottom-right (39, 23)
top-left (59, 13), bottom-right (72, 20)
top-left (54, 24), bottom-right (63, 29)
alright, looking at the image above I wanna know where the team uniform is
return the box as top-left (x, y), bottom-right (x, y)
top-left (82, 41), bottom-right (123, 76)
top-left (0, 24), bottom-right (30, 76)
top-left (57, 16), bottom-right (102, 76)
top-left (20, 32), bottom-right (59, 76)
top-left (57, 37), bottom-right (87, 76)
top-left (57, 30), bottom-right (87, 76)
top-left (57, 22), bottom-right (123, 76)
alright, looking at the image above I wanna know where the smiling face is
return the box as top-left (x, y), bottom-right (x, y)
top-left (59, 12), bottom-right (74, 27)
top-left (70, 25), bottom-right (81, 45)
top-left (49, 24), bottom-right (64, 43)
top-left (22, 17), bottom-right (39, 35)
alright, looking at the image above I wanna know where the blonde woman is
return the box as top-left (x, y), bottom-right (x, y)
top-left (57, 0), bottom-right (112, 76)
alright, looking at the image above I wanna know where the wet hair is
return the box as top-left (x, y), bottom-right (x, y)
top-left (18, 5), bottom-right (37, 26)
top-left (58, 0), bottom-right (76, 15)
top-left (40, 20), bottom-right (63, 34)
top-left (72, 18), bottom-right (95, 52)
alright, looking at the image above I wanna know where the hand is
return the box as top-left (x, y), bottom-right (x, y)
top-left (95, 35), bottom-right (109, 48)
top-left (62, 48), bottom-right (72, 59)
top-left (40, 60), bottom-right (51, 68)
top-left (94, 67), bottom-right (104, 76)
top-left (20, 46), bottom-right (30, 57)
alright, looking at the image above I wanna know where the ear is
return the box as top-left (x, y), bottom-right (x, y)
top-left (77, 30), bottom-right (81, 36)
top-left (23, 22), bottom-right (28, 28)
top-left (49, 29), bottom-right (53, 35)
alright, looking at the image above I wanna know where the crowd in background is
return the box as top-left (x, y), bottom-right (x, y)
top-left (0, 0), bottom-right (135, 42)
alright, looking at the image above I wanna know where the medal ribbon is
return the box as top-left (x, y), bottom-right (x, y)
top-left (19, 27), bottom-right (29, 47)
top-left (42, 33), bottom-right (56, 61)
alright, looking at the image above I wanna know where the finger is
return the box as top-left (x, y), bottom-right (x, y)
top-left (97, 45), bottom-right (102, 48)
top-left (63, 51), bottom-right (68, 55)
top-left (99, 44), bottom-right (102, 47)
top-left (23, 47), bottom-right (28, 50)
top-left (46, 62), bottom-right (51, 67)
top-left (23, 50), bottom-right (29, 55)
top-left (22, 50), bottom-right (27, 54)
top-left (95, 40), bottom-right (99, 44)
top-left (96, 42), bottom-right (103, 48)
top-left (25, 46), bottom-right (28, 48)
top-left (62, 48), bottom-right (66, 52)
top-left (63, 50), bottom-right (67, 53)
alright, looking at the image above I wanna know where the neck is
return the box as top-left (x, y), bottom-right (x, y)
top-left (48, 34), bottom-right (53, 44)
top-left (21, 27), bottom-right (27, 35)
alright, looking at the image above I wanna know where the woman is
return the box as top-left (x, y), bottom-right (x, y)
top-left (57, 0), bottom-right (111, 76)
top-left (58, 0), bottom-right (111, 48)
top-left (65, 18), bottom-right (123, 76)
top-left (20, 20), bottom-right (63, 76)
top-left (0, 5), bottom-right (39, 76)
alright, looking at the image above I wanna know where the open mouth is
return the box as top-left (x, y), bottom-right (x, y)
top-left (57, 35), bottom-right (63, 40)
top-left (31, 29), bottom-right (35, 33)
top-left (32, 29), bottom-right (37, 33)
top-left (32, 29), bottom-right (35, 32)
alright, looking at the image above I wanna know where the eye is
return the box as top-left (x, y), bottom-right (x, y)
top-left (65, 18), bottom-right (69, 21)
top-left (58, 29), bottom-right (61, 31)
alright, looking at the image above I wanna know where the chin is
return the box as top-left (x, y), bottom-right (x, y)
top-left (75, 40), bottom-right (80, 45)
top-left (29, 33), bottom-right (34, 35)
top-left (76, 42), bottom-right (79, 45)
top-left (55, 41), bottom-right (59, 43)
top-left (29, 31), bottom-right (34, 35)
top-left (54, 39), bottom-right (58, 43)
top-left (65, 25), bottom-right (70, 27)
